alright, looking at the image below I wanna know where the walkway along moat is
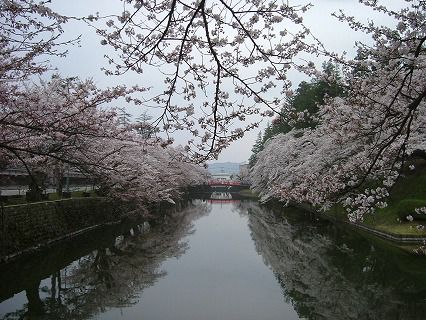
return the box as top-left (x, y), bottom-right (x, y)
top-left (0, 199), bottom-right (425, 319)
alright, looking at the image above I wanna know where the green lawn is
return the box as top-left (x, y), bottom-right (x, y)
top-left (323, 159), bottom-right (426, 239)
top-left (363, 160), bottom-right (426, 236)
top-left (2, 190), bottom-right (98, 206)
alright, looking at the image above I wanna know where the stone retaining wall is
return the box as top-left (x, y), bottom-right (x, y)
top-left (0, 198), bottom-right (122, 260)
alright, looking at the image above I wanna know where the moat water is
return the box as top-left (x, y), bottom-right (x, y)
top-left (0, 199), bottom-right (425, 319)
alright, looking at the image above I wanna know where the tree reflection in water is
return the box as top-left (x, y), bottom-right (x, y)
top-left (2, 200), bottom-right (426, 320)
top-left (0, 200), bottom-right (210, 320)
top-left (243, 202), bottom-right (426, 320)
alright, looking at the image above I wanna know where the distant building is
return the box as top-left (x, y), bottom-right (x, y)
top-left (207, 162), bottom-right (241, 175)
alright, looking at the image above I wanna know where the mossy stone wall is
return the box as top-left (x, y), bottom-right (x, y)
top-left (0, 198), bottom-right (121, 259)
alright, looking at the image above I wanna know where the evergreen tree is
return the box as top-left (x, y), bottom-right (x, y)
top-left (135, 111), bottom-right (158, 138)
top-left (118, 107), bottom-right (132, 127)
top-left (248, 62), bottom-right (344, 166)
top-left (249, 132), bottom-right (264, 168)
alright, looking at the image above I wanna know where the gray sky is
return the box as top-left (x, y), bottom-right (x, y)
top-left (48, 0), bottom-right (402, 164)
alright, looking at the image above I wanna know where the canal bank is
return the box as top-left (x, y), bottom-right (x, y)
top-left (0, 200), bottom-right (210, 319)
top-left (0, 194), bottom-right (195, 263)
top-left (260, 199), bottom-right (426, 255)
top-left (0, 198), bottom-right (127, 262)
top-left (1, 200), bottom-right (425, 320)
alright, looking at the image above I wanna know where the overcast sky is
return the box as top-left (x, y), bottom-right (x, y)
top-left (48, 0), bottom-right (402, 164)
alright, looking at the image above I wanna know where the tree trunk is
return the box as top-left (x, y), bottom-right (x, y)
top-left (25, 280), bottom-right (44, 316)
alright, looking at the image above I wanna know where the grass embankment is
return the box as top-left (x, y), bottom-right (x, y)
top-left (327, 159), bottom-right (426, 241)
top-left (1, 190), bottom-right (98, 206)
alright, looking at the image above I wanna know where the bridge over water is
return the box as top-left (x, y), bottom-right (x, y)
top-left (188, 180), bottom-right (251, 195)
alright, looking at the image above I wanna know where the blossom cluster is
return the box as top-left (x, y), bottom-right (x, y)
top-left (0, 0), bottom-right (208, 206)
top-left (251, 0), bottom-right (426, 221)
top-left (91, 0), bottom-right (321, 160)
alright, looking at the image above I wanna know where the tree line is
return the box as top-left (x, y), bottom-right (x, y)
top-left (249, 0), bottom-right (426, 221)
top-left (249, 62), bottom-right (344, 168)
top-left (1, 0), bottom-right (425, 220)
top-left (0, 0), bottom-right (208, 206)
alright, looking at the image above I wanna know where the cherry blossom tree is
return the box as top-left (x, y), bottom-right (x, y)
top-left (251, 0), bottom-right (426, 221)
top-left (0, 0), bottom-right (208, 204)
top-left (1, 0), bottom-right (94, 177)
top-left (1, 76), bottom-right (126, 164)
top-left (87, 137), bottom-right (209, 205)
top-left (2, 0), bottom-right (425, 214)
top-left (90, 0), bottom-right (322, 160)
top-left (0, 0), bottom-right (77, 82)
top-left (1, 74), bottom-right (131, 197)
top-left (1, 74), bottom-right (208, 203)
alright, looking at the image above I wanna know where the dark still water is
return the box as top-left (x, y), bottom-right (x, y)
top-left (1, 200), bottom-right (425, 320)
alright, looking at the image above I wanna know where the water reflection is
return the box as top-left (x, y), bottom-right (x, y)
top-left (0, 200), bottom-right (210, 319)
top-left (1, 200), bottom-right (426, 320)
top-left (209, 192), bottom-right (240, 205)
top-left (245, 202), bottom-right (426, 320)
top-left (210, 192), bottom-right (233, 200)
